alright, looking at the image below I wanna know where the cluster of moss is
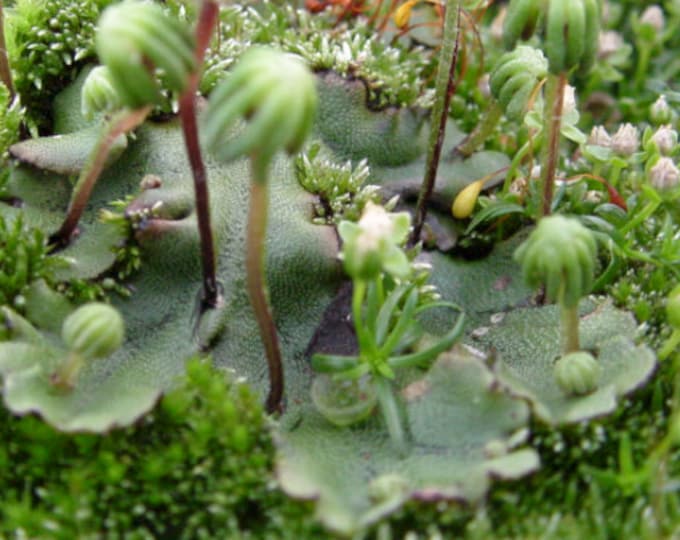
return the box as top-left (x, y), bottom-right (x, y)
top-left (0, 213), bottom-right (50, 309)
top-left (0, 358), bottom-right (323, 539)
top-left (5, 0), bottom-right (114, 130)
top-left (295, 143), bottom-right (380, 224)
top-left (200, 1), bottom-right (436, 108)
top-left (0, 84), bottom-right (24, 160)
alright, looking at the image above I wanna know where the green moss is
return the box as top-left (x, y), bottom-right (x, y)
top-left (0, 358), bottom-right (323, 539)
top-left (0, 84), bottom-right (24, 160)
top-left (295, 143), bottom-right (380, 224)
top-left (201, 2), bottom-right (435, 108)
top-left (0, 213), bottom-right (50, 309)
top-left (5, 0), bottom-right (114, 130)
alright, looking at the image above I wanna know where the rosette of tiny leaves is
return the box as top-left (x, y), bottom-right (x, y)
top-left (80, 65), bottom-right (122, 120)
top-left (203, 47), bottom-right (317, 166)
top-left (295, 146), bottom-right (380, 224)
top-left (95, 0), bottom-right (195, 109)
top-left (489, 45), bottom-right (548, 122)
top-left (514, 215), bottom-right (597, 308)
top-left (338, 202), bottom-right (411, 282)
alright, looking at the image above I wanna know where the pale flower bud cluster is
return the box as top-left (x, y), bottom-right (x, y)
top-left (650, 95), bottom-right (672, 125)
top-left (355, 202), bottom-right (398, 254)
top-left (611, 123), bottom-right (640, 156)
top-left (649, 157), bottom-right (680, 190)
top-left (650, 125), bottom-right (678, 154)
top-left (640, 5), bottom-right (665, 32)
top-left (588, 125), bottom-right (611, 147)
top-left (598, 31), bottom-right (624, 60)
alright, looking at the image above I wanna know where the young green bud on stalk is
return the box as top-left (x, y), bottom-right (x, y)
top-left (554, 351), bottom-right (600, 395)
top-left (96, 0), bottom-right (195, 109)
top-left (203, 47), bottom-right (317, 414)
top-left (489, 45), bottom-right (548, 122)
top-left (52, 303), bottom-right (125, 390)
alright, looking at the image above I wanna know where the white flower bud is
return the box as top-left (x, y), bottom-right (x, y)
top-left (611, 123), bottom-right (640, 156)
top-left (650, 95), bottom-right (672, 125)
top-left (650, 125), bottom-right (678, 154)
top-left (588, 125), bottom-right (611, 147)
top-left (598, 31), bottom-right (624, 59)
top-left (649, 157), bottom-right (680, 190)
top-left (356, 202), bottom-right (396, 253)
top-left (640, 5), bottom-right (665, 32)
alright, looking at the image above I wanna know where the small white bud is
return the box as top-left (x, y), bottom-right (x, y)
top-left (640, 5), bottom-right (665, 32)
top-left (650, 125), bottom-right (678, 154)
top-left (598, 31), bottom-right (624, 59)
top-left (649, 157), bottom-right (680, 190)
top-left (611, 123), bottom-right (640, 156)
top-left (588, 125), bottom-right (611, 147)
top-left (356, 202), bottom-right (396, 252)
top-left (650, 95), bottom-right (672, 125)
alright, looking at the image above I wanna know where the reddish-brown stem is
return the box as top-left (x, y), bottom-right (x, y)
top-left (50, 107), bottom-right (151, 249)
top-left (540, 72), bottom-right (566, 217)
top-left (410, 0), bottom-right (461, 245)
top-left (247, 163), bottom-right (284, 415)
top-left (178, 0), bottom-right (220, 308)
top-left (0, 1), bottom-right (15, 100)
top-left (366, 0), bottom-right (385, 27)
top-left (377, 0), bottom-right (399, 32)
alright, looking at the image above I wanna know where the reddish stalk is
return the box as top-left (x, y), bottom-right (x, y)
top-left (247, 163), bottom-right (284, 414)
top-left (410, 0), bottom-right (461, 245)
top-left (178, 0), bottom-right (221, 308)
top-left (50, 107), bottom-right (151, 249)
top-left (540, 72), bottom-right (566, 217)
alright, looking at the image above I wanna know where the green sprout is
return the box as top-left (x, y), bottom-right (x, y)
top-left (514, 214), bottom-right (600, 395)
top-left (312, 203), bottom-right (465, 450)
top-left (203, 46), bottom-right (317, 414)
top-left (51, 302), bottom-right (125, 390)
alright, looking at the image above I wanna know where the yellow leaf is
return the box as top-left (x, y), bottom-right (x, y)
top-left (451, 179), bottom-right (484, 219)
top-left (394, 0), bottom-right (419, 29)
